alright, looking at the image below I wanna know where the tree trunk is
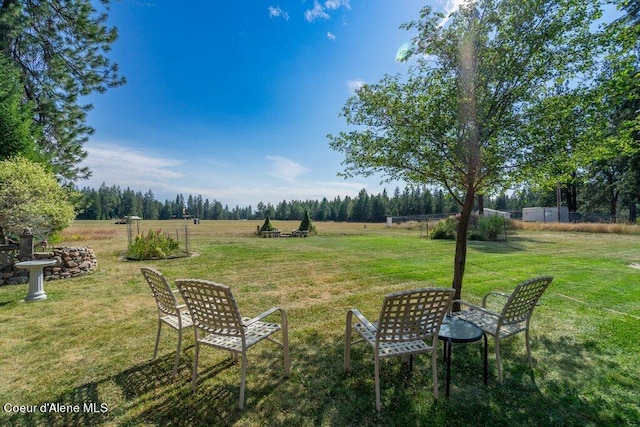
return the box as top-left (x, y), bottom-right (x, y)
top-left (608, 174), bottom-right (619, 221)
top-left (564, 182), bottom-right (578, 213)
top-left (452, 183), bottom-right (475, 311)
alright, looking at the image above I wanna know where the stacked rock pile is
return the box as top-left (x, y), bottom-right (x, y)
top-left (0, 247), bottom-right (97, 286)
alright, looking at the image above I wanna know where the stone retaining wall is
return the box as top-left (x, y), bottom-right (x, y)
top-left (0, 246), bottom-right (97, 286)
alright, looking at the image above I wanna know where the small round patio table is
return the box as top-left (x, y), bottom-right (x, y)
top-left (15, 259), bottom-right (57, 302)
top-left (438, 316), bottom-right (488, 397)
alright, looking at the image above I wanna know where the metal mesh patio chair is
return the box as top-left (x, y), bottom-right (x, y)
top-left (344, 287), bottom-right (455, 412)
top-left (140, 267), bottom-right (193, 378)
top-left (452, 276), bottom-right (553, 383)
top-left (176, 279), bottom-right (290, 410)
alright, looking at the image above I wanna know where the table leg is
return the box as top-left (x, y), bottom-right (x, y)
top-left (446, 338), bottom-right (452, 397)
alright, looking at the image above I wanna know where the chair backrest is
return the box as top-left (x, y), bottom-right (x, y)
top-left (141, 267), bottom-right (179, 316)
top-left (501, 276), bottom-right (553, 325)
top-left (175, 279), bottom-right (244, 338)
top-left (377, 288), bottom-right (455, 343)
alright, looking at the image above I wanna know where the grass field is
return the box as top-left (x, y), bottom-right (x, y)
top-left (0, 220), bottom-right (638, 426)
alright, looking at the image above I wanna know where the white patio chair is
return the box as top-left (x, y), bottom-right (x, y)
top-left (140, 267), bottom-right (193, 378)
top-left (453, 276), bottom-right (553, 382)
top-left (176, 279), bottom-right (290, 410)
top-left (344, 287), bottom-right (455, 412)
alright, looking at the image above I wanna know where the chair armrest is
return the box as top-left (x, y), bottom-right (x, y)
top-left (176, 303), bottom-right (187, 310)
top-left (172, 288), bottom-right (188, 306)
top-left (346, 308), bottom-right (376, 333)
top-left (454, 299), bottom-right (503, 319)
top-left (244, 306), bottom-right (286, 327)
top-left (482, 291), bottom-right (510, 307)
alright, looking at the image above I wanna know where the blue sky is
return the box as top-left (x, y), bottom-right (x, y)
top-left (81, 0), bottom-right (463, 207)
top-left (80, 0), bottom-right (619, 207)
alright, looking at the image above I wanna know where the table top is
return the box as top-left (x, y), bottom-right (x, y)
top-left (438, 316), bottom-right (483, 343)
top-left (15, 259), bottom-right (57, 268)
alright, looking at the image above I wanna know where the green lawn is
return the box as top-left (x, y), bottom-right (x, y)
top-left (0, 220), bottom-right (638, 426)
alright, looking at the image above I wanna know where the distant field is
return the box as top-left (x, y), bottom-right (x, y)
top-left (0, 220), bottom-right (638, 426)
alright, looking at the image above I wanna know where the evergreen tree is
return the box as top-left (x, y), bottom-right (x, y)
top-left (260, 215), bottom-right (275, 232)
top-left (299, 210), bottom-right (313, 231)
top-left (0, 0), bottom-right (125, 181)
top-left (353, 188), bottom-right (370, 222)
top-left (0, 55), bottom-right (39, 161)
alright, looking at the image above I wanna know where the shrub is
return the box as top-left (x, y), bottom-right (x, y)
top-left (0, 157), bottom-right (76, 242)
top-left (259, 216), bottom-right (276, 232)
top-left (476, 215), bottom-right (505, 241)
top-left (298, 210), bottom-right (315, 232)
top-left (467, 229), bottom-right (484, 241)
top-left (127, 229), bottom-right (180, 259)
top-left (430, 217), bottom-right (457, 240)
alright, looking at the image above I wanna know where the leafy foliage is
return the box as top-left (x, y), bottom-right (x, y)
top-left (329, 0), bottom-right (606, 300)
top-left (475, 215), bottom-right (506, 241)
top-left (429, 217), bottom-right (457, 240)
top-left (0, 157), bottom-right (76, 241)
top-left (127, 229), bottom-right (179, 260)
top-left (431, 214), bottom-right (506, 241)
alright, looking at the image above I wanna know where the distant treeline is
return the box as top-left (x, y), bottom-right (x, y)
top-left (75, 183), bottom-right (562, 222)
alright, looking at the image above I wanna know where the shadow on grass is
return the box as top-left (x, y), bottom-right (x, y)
top-left (467, 233), bottom-right (562, 254)
top-left (3, 332), bottom-right (637, 426)
top-left (467, 240), bottom-right (525, 253)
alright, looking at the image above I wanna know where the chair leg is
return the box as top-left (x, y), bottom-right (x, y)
top-left (153, 319), bottom-right (162, 359)
top-left (191, 342), bottom-right (200, 392)
top-left (374, 353), bottom-right (381, 413)
top-left (344, 311), bottom-right (353, 372)
top-left (495, 338), bottom-right (503, 383)
top-left (282, 320), bottom-right (291, 378)
top-left (239, 351), bottom-right (248, 410)
top-left (172, 328), bottom-right (182, 378)
top-left (431, 350), bottom-right (439, 399)
top-left (525, 328), bottom-right (533, 366)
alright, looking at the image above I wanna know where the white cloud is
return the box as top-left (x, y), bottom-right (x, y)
top-left (439, 0), bottom-right (469, 27)
top-left (305, 1), bottom-right (351, 25)
top-left (83, 142), bottom-right (184, 187)
top-left (324, 0), bottom-right (351, 10)
top-left (268, 5), bottom-right (289, 21)
top-left (327, 32), bottom-right (336, 40)
top-left (347, 79), bottom-right (365, 93)
top-left (78, 143), bottom-right (389, 208)
top-left (305, 1), bottom-right (330, 22)
top-left (265, 156), bottom-right (310, 183)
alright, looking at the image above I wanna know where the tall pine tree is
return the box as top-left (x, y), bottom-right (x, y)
top-left (0, 0), bottom-right (125, 181)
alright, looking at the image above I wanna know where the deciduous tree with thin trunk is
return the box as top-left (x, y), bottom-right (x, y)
top-left (329, 0), bottom-right (604, 304)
